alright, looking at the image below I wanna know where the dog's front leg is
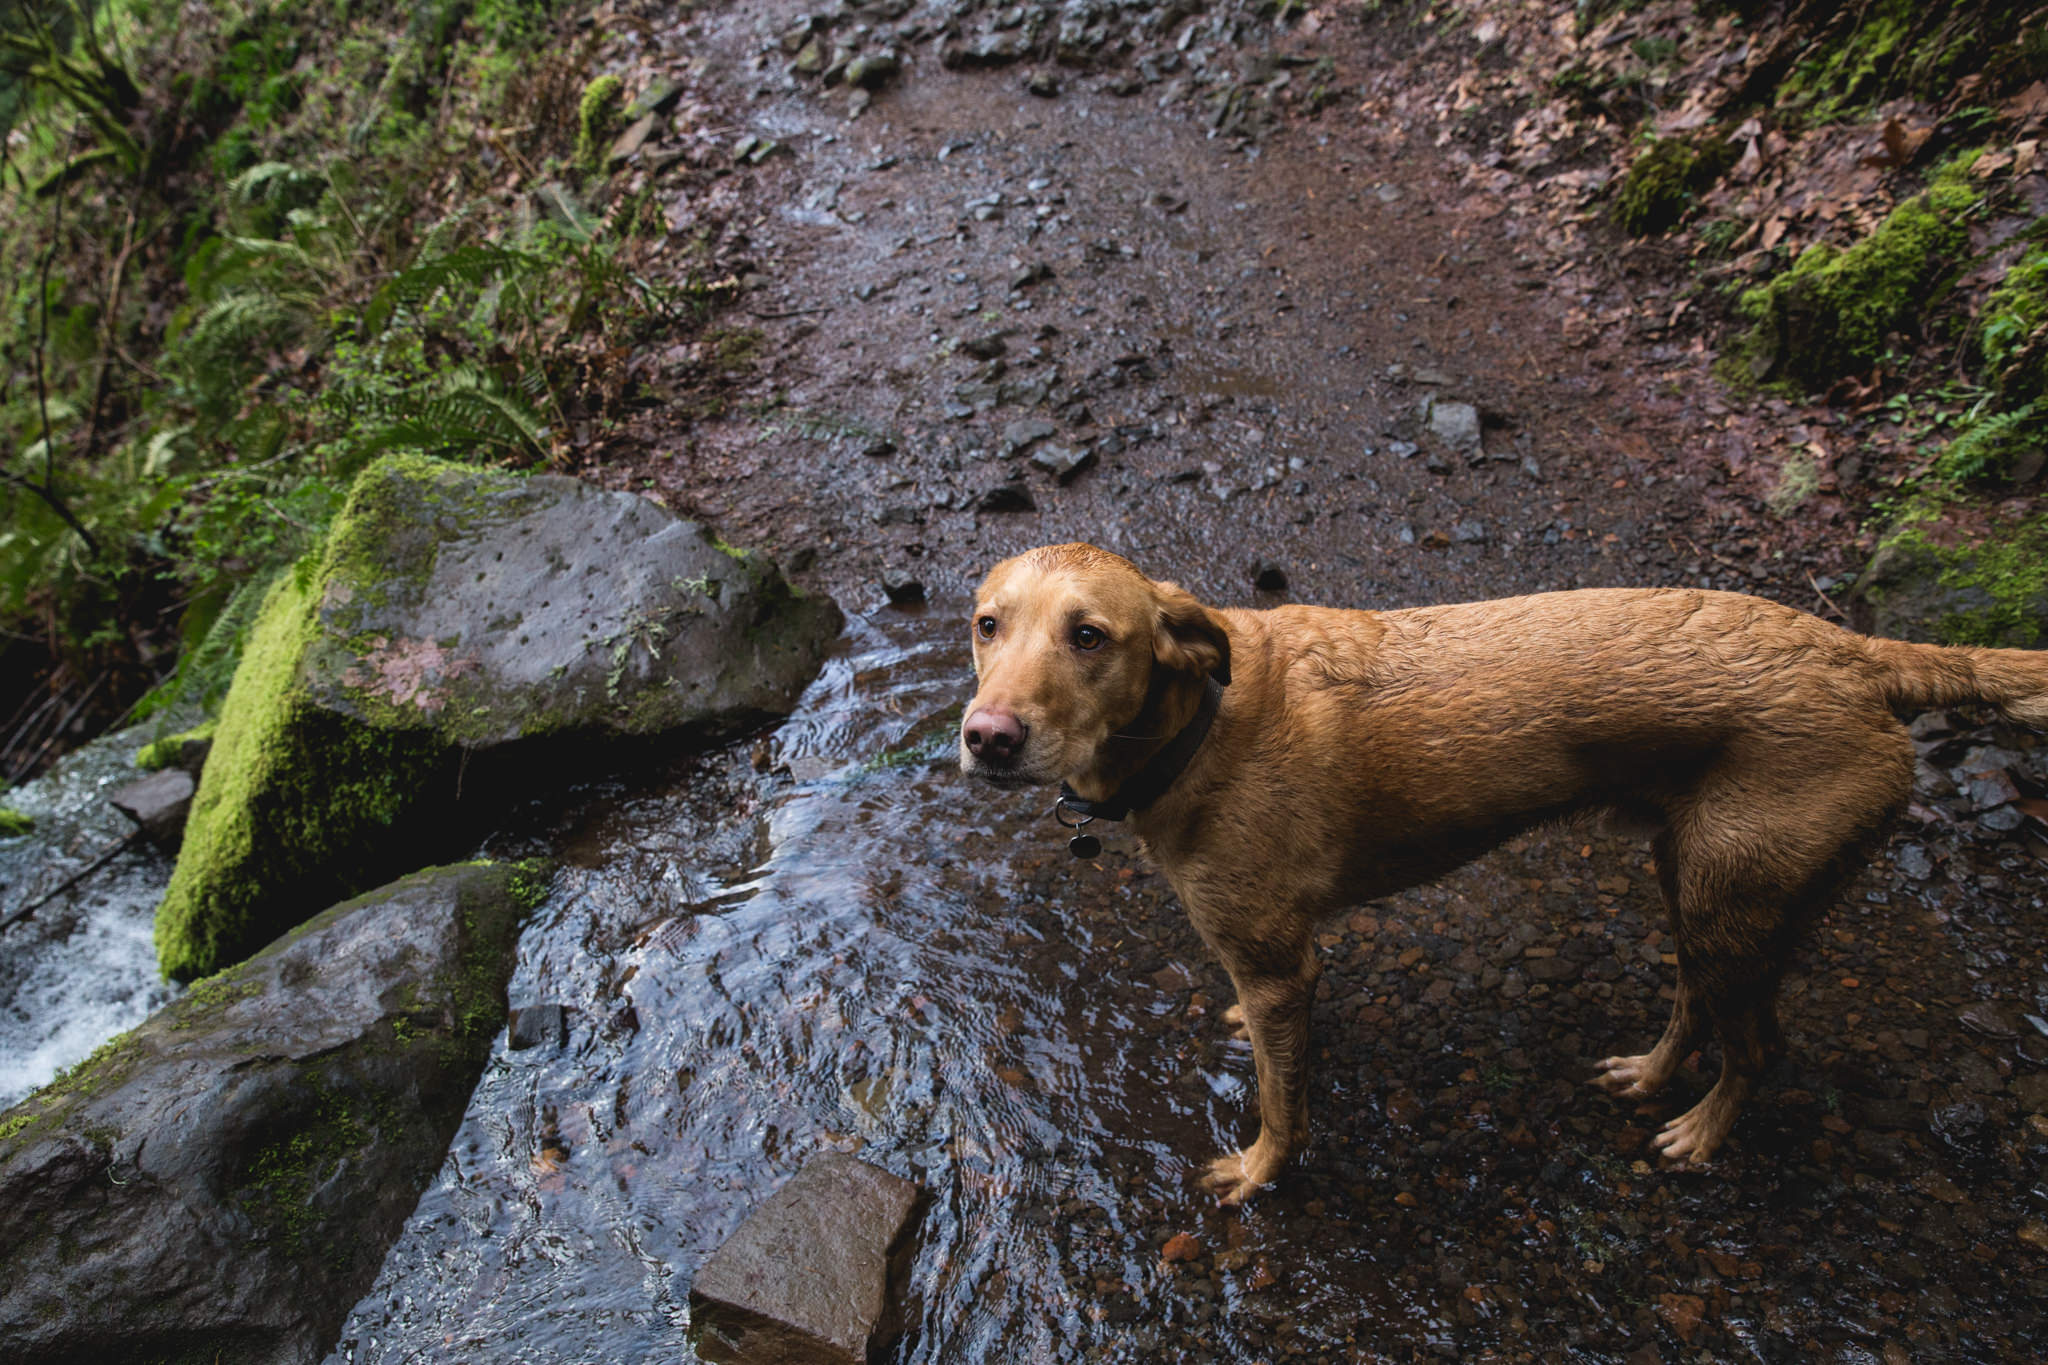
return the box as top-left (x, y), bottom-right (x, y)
top-left (1200, 942), bottom-right (1320, 1205)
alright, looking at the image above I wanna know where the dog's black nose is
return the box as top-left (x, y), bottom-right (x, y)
top-left (964, 707), bottom-right (1026, 761)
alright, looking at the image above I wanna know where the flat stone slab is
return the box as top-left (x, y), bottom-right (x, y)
top-left (690, 1153), bottom-right (920, 1365)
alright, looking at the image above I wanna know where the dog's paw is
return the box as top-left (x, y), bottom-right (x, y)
top-left (1221, 1003), bottom-right (1252, 1043)
top-left (1198, 1150), bottom-right (1269, 1206)
top-left (1590, 1053), bottom-right (1666, 1098)
top-left (1651, 1101), bottom-right (1731, 1166)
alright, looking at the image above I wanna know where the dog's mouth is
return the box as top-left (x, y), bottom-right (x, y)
top-left (959, 753), bottom-right (1051, 789)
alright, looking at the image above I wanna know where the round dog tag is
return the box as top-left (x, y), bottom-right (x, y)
top-left (1069, 833), bottom-right (1102, 859)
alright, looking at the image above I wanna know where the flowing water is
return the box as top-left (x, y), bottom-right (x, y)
top-left (327, 605), bottom-right (1452, 1362)
top-left (0, 717), bottom-right (183, 1109)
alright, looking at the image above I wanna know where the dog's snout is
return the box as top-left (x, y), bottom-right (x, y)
top-left (964, 707), bottom-right (1026, 761)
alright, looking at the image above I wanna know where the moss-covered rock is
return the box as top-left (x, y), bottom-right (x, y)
top-left (0, 861), bottom-right (541, 1365)
top-left (134, 719), bottom-right (217, 774)
top-left (0, 806), bottom-right (30, 837)
top-left (154, 452), bottom-right (836, 981)
top-left (1733, 163), bottom-right (1981, 391)
top-left (153, 568), bottom-right (448, 982)
top-left (576, 72), bottom-right (625, 168)
top-left (1857, 510), bottom-right (2048, 646)
top-left (1610, 134), bottom-right (1733, 237)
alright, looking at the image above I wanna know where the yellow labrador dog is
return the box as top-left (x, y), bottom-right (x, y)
top-left (959, 543), bottom-right (2048, 1203)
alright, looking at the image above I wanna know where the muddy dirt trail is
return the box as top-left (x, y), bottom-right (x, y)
top-left (327, 5), bottom-right (2048, 1362)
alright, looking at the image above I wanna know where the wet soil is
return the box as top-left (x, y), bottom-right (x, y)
top-left (327, 4), bottom-right (2048, 1362)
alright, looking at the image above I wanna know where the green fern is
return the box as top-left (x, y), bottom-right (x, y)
top-left (1938, 400), bottom-right (2045, 483)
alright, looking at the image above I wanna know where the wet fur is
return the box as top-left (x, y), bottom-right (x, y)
top-left (960, 543), bottom-right (2048, 1202)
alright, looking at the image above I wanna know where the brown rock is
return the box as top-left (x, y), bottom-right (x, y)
top-left (690, 1153), bottom-right (920, 1365)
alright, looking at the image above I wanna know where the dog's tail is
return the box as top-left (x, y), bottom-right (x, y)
top-left (1866, 636), bottom-right (2048, 728)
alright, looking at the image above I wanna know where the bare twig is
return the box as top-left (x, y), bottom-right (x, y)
top-left (0, 829), bottom-right (145, 935)
top-left (1806, 569), bottom-right (1849, 621)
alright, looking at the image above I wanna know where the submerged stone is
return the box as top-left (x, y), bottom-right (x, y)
top-left (690, 1153), bottom-right (921, 1365)
top-left (154, 453), bottom-right (838, 981)
top-left (0, 861), bottom-right (541, 1365)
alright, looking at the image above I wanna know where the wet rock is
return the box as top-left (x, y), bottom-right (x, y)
top-left (624, 78), bottom-right (684, 119)
top-left (1895, 843), bottom-right (1935, 880)
top-left (1001, 417), bottom-right (1057, 455)
top-left (0, 861), bottom-right (539, 1365)
top-left (845, 50), bottom-right (900, 90)
top-left (1252, 561), bottom-right (1289, 592)
top-left (107, 768), bottom-right (195, 850)
top-left (1452, 520), bottom-right (1489, 545)
top-left (975, 484), bottom-right (1037, 514)
top-left (960, 332), bottom-right (1007, 360)
top-left (940, 33), bottom-right (1025, 69)
top-left (861, 436), bottom-right (897, 458)
top-left (1427, 399), bottom-right (1482, 455)
top-left (606, 113), bottom-right (661, 170)
top-left (1009, 262), bottom-right (1054, 291)
top-left (508, 1003), bottom-right (569, 1051)
top-left (1028, 443), bottom-right (1096, 485)
top-left (1026, 71), bottom-right (1061, 97)
top-left (154, 454), bottom-right (839, 982)
top-left (690, 1153), bottom-right (920, 1365)
top-left (881, 572), bottom-right (927, 605)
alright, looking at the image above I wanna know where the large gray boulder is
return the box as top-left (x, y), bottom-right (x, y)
top-left (155, 453), bottom-right (839, 981)
top-left (0, 861), bottom-right (542, 1365)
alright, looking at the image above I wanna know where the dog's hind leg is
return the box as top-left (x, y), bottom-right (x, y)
top-left (1653, 982), bottom-right (1786, 1163)
top-left (1593, 830), bottom-right (1708, 1097)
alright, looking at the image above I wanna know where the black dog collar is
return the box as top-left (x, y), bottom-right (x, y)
top-left (1053, 675), bottom-right (1225, 856)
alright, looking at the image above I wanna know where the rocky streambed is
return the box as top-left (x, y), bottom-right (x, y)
top-left (7, 0), bottom-right (2048, 1359)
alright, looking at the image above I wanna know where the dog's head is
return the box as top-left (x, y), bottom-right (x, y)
top-left (960, 543), bottom-right (1231, 795)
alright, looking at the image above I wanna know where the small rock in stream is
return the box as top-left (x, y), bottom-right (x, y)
top-left (107, 769), bottom-right (195, 850)
top-left (508, 1003), bottom-right (569, 1051)
top-left (690, 1153), bottom-right (920, 1365)
top-left (881, 572), bottom-right (927, 605)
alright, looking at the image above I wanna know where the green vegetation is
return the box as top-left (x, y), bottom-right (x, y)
top-left (575, 72), bottom-right (624, 168)
top-left (1610, 134), bottom-right (1733, 237)
top-left (1863, 512), bottom-right (2048, 647)
top-left (1732, 162), bottom-right (1981, 392)
top-left (152, 557), bottom-right (446, 982)
top-left (134, 718), bottom-right (215, 771)
top-left (0, 806), bottom-right (31, 835)
top-left (0, 0), bottom-right (722, 764)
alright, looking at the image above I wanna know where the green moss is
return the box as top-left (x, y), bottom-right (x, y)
top-left (235, 1077), bottom-right (382, 1255)
top-left (154, 565), bottom-right (447, 983)
top-left (1782, 0), bottom-right (1916, 122)
top-left (135, 720), bottom-right (218, 772)
top-left (1980, 242), bottom-right (2048, 400)
top-left (0, 807), bottom-right (32, 837)
top-left (1733, 162), bottom-right (1981, 391)
top-left (1610, 135), bottom-right (1733, 237)
top-left (1863, 512), bottom-right (2048, 646)
top-left (576, 73), bottom-right (625, 169)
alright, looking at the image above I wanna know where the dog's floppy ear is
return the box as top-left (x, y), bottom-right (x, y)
top-left (1152, 581), bottom-right (1231, 685)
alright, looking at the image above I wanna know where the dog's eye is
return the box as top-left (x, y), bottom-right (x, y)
top-left (1073, 625), bottom-right (1105, 651)
top-left (976, 616), bottom-right (998, 640)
